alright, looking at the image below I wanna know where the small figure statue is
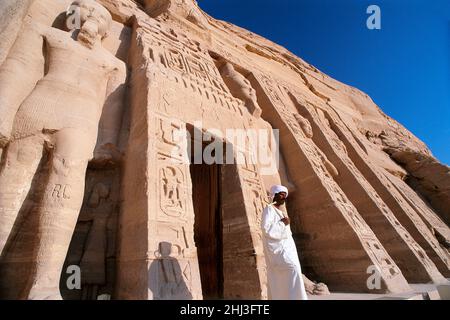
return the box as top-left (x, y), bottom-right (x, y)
top-left (141, 0), bottom-right (209, 29)
top-left (294, 113), bottom-right (313, 138)
top-left (219, 61), bottom-right (262, 118)
top-left (149, 242), bottom-right (193, 300)
top-left (303, 274), bottom-right (330, 296)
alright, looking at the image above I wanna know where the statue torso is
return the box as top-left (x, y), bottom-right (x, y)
top-left (12, 26), bottom-right (122, 139)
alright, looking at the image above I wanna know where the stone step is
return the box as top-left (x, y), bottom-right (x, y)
top-left (437, 284), bottom-right (450, 300)
top-left (309, 281), bottom-right (450, 300)
top-left (410, 281), bottom-right (450, 300)
top-left (425, 289), bottom-right (441, 300)
top-left (375, 294), bottom-right (424, 300)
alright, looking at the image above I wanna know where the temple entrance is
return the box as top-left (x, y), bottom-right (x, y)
top-left (186, 125), bottom-right (266, 299)
top-left (190, 163), bottom-right (224, 299)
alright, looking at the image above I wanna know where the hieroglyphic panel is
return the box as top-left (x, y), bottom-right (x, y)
top-left (136, 19), bottom-right (248, 118)
top-left (155, 223), bottom-right (195, 259)
top-left (233, 149), bottom-right (269, 298)
top-left (150, 112), bottom-right (201, 299)
top-left (137, 19), bottom-right (230, 94)
top-left (236, 149), bottom-right (269, 225)
top-left (154, 116), bottom-right (191, 223)
top-left (384, 174), bottom-right (450, 266)
top-left (165, 48), bottom-right (188, 74)
top-left (155, 116), bottom-right (186, 161)
top-left (258, 74), bottom-right (310, 139)
top-left (259, 74), bottom-right (285, 107)
top-left (159, 163), bottom-right (187, 220)
top-left (363, 237), bottom-right (401, 278)
top-left (184, 54), bottom-right (209, 82)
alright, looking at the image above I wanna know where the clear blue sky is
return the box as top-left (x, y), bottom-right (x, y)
top-left (199, 0), bottom-right (450, 165)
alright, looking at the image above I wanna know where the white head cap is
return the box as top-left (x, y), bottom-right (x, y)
top-left (270, 185), bottom-right (288, 198)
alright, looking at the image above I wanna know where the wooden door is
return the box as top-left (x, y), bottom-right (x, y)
top-left (190, 163), bottom-right (223, 299)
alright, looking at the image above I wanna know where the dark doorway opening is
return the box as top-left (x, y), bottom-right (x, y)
top-left (190, 162), bottom-right (224, 299)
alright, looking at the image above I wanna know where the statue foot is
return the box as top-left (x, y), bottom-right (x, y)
top-left (313, 283), bottom-right (330, 295)
top-left (27, 288), bottom-right (63, 300)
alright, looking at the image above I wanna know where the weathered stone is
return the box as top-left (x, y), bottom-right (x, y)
top-left (0, 0), bottom-right (449, 300)
top-left (0, 0), bottom-right (33, 66)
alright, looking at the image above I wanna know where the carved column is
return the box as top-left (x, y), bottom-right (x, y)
top-left (322, 104), bottom-right (450, 278)
top-left (288, 94), bottom-right (446, 283)
top-left (117, 16), bottom-right (267, 299)
top-left (249, 72), bottom-right (411, 293)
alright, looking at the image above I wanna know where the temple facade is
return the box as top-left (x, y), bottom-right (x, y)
top-left (0, 0), bottom-right (448, 300)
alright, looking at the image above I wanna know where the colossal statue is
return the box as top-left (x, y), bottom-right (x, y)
top-left (218, 61), bottom-right (262, 118)
top-left (0, 0), bottom-right (126, 299)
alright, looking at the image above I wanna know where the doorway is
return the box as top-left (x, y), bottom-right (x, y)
top-left (190, 163), bottom-right (224, 299)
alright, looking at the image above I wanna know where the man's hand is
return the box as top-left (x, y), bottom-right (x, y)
top-left (281, 217), bottom-right (290, 225)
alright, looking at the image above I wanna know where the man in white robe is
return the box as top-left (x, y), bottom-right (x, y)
top-left (261, 185), bottom-right (308, 300)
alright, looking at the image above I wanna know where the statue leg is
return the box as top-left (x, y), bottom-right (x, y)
top-left (0, 136), bottom-right (44, 258)
top-left (23, 129), bottom-right (95, 300)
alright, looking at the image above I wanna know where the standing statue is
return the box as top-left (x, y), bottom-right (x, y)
top-left (218, 61), bottom-right (262, 118)
top-left (148, 242), bottom-right (193, 300)
top-left (0, 0), bottom-right (126, 299)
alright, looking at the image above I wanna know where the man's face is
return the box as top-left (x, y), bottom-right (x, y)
top-left (273, 192), bottom-right (287, 206)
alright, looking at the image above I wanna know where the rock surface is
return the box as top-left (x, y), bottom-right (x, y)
top-left (0, 0), bottom-right (448, 300)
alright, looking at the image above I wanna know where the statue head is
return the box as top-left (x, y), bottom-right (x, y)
top-left (141, 0), bottom-right (207, 28)
top-left (67, 0), bottom-right (112, 48)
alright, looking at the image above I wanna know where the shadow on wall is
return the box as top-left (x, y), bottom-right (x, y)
top-left (148, 242), bottom-right (193, 300)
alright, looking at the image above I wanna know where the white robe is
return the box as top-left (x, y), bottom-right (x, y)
top-left (261, 205), bottom-right (308, 300)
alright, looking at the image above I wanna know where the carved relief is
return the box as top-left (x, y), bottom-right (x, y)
top-left (388, 174), bottom-right (450, 243)
top-left (2, 0), bottom-right (448, 302)
top-left (185, 54), bottom-right (210, 83)
top-left (88, 183), bottom-right (110, 208)
top-left (364, 238), bottom-right (401, 278)
top-left (229, 149), bottom-right (267, 226)
top-left (156, 223), bottom-right (195, 259)
top-left (322, 107), bottom-right (450, 271)
top-left (260, 74), bottom-right (284, 107)
top-left (165, 48), bottom-right (188, 74)
top-left (60, 168), bottom-right (119, 300)
top-left (150, 241), bottom-right (193, 300)
top-left (138, 19), bottom-right (230, 95)
top-left (218, 61), bottom-right (262, 118)
top-left (159, 164), bottom-right (187, 218)
top-left (155, 116), bottom-right (186, 161)
top-left (0, 0), bottom-right (127, 300)
top-left (300, 105), bottom-right (445, 279)
top-left (293, 113), bottom-right (313, 139)
top-left (51, 184), bottom-right (71, 200)
top-left (284, 113), bottom-right (304, 137)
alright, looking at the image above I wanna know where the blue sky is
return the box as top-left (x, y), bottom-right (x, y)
top-left (199, 0), bottom-right (450, 165)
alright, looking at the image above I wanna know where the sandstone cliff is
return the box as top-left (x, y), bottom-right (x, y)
top-left (0, 0), bottom-right (448, 300)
